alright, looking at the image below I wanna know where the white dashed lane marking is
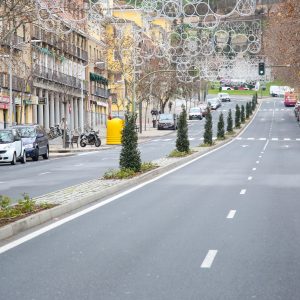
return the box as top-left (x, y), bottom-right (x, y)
top-left (240, 189), bottom-right (247, 195)
top-left (201, 250), bottom-right (218, 269)
top-left (227, 210), bottom-right (236, 219)
top-left (248, 176), bottom-right (253, 181)
top-left (39, 172), bottom-right (51, 176)
top-left (252, 168), bottom-right (256, 171)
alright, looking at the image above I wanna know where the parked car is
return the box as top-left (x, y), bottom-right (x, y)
top-left (188, 107), bottom-right (203, 120)
top-left (0, 129), bottom-right (26, 165)
top-left (157, 113), bottom-right (177, 130)
top-left (218, 92), bottom-right (231, 102)
top-left (221, 86), bottom-right (233, 91)
top-left (13, 124), bottom-right (49, 161)
top-left (294, 101), bottom-right (300, 121)
top-left (208, 98), bottom-right (221, 110)
top-left (199, 103), bottom-right (209, 117)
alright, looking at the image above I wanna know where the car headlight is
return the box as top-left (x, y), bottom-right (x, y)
top-left (24, 143), bottom-right (34, 149)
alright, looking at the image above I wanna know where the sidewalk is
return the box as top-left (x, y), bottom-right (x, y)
top-left (49, 124), bottom-right (174, 155)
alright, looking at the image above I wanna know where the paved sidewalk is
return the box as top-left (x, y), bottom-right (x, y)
top-left (49, 124), bottom-right (174, 155)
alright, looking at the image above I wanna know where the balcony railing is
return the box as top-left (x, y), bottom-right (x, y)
top-left (33, 66), bottom-right (87, 91)
top-left (92, 88), bottom-right (109, 99)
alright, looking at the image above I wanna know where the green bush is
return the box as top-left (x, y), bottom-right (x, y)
top-left (217, 112), bottom-right (225, 139)
top-left (203, 108), bottom-right (213, 145)
top-left (227, 109), bottom-right (233, 132)
top-left (120, 112), bottom-right (141, 172)
top-left (235, 104), bottom-right (241, 128)
top-left (176, 106), bottom-right (190, 153)
top-left (241, 105), bottom-right (245, 123)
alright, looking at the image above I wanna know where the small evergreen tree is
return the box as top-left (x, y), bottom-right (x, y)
top-left (241, 105), bottom-right (245, 123)
top-left (249, 101), bottom-right (253, 115)
top-left (176, 106), bottom-right (190, 152)
top-left (217, 112), bottom-right (225, 139)
top-left (119, 112), bottom-right (141, 172)
top-left (203, 108), bottom-right (213, 145)
top-left (235, 104), bottom-right (241, 128)
top-left (246, 102), bottom-right (250, 119)
top-left (227, 109), bottom-right (233, 132)
top-left (252, 95), bottom-right (256, 111)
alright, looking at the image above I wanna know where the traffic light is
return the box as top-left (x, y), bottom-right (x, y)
top-left (258, 62), bottom-right (265, 75)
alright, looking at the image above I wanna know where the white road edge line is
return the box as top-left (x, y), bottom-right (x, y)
top-left (227, 210), bottom-right (236, 219)
top-left (240, 189), bottom-right (246, 195)
top-left (0, 103), bottom-right (262, 255)
top-left (201, 250), bottom-right (218, 268)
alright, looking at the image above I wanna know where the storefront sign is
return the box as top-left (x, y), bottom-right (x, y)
top-left (0, 96), bottom-right (10, 104)
top-left (38, 97), bottom-right (47, 105)
top-left (0, 103), bottom-right (9, 109)
top-left (14, 97), bottom-right (22, 105)
top-left (96, 101), bottom-right (108, 107)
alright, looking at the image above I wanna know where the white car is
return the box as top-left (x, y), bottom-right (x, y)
top-left (218, 92), bottom-right (231, 102)
top-left (222, 86), bottom-right (233, 91)
top-left (188, 107), bottom-right (203, 120)
top-left (0, 129), bottom-right (26, 165)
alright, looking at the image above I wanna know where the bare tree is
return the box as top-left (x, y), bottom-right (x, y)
top-left (264, 0), bottom-right (300, 88)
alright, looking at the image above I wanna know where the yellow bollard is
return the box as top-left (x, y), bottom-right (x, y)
top-left (106, 118), bottom-right (124, 145)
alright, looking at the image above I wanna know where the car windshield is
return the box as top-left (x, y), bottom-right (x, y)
top-left (0, 131), bottom-right (14, 143)
top-left (190, 108), bottom-right (200, 113)
top-left (159, 114), bottom-right (173, 120)
top-left (16, 127), bottom-right (36, 138)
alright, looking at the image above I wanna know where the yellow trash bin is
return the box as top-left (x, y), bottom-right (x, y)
top-left (106, 118), bottom-right (124, 145)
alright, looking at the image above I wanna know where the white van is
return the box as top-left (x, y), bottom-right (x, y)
top-left (218, 93), bottom-right (231, 102)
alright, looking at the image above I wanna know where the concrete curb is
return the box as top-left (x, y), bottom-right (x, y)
top-left (0, 104), bottom-right (260, 241)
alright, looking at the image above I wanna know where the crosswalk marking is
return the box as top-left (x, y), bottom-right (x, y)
top-left (237, 137), bottom-right (300, 142)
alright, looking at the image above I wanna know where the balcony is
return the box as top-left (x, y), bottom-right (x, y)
top-left (33, 66), bottom-right (84, 90)
top-left (92, 88), bottom-right (109, 99)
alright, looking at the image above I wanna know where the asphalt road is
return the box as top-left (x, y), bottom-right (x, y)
top-left (1, 97), bottom-right (300, 299)
top-left (0, 96), bottom-right (248, 200)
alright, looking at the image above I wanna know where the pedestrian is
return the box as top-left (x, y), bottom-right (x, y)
top-left (60, 117), bottom-right (67, 138)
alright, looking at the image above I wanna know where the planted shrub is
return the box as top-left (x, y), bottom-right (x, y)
top-left (120, 112), bottom-right (141, 172)
top-left (227, 109), bottom-right (233, 133)
top-left (203, 108), bottom-right (213, 145)
top-left (217, 112), bottom-right (225, 139)
top-left (176, 106), bottom-right (190, 153)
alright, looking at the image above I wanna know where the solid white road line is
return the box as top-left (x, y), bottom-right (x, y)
top-left (201, 250), bottom-right (218, 268)
top-left (39, 172), bottom-right (51, 176)
top-left (78, 152), bottom-right (97, 156)
top-left (227, 210), bottom-right (236, 219)
top-left (248, 176), bottom-right (253, 181)
top-left (240, 189), bottom-right (246, 195)
top-left (252, 168), bottom-right (256, 171)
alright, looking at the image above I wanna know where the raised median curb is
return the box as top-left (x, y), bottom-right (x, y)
top-left (0, 103), bottom-right (261, 242)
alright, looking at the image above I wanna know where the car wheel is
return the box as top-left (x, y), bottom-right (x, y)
top-left (11, 153), bottom-right (17, 165)
top-left (32, 148), bottom-right (39, 161)
top-left (20, 151), bottom-right (26, 164)
top-left (42, 146), bottom-right (49, 159)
